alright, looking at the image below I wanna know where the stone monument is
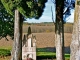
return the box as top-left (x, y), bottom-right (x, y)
top-left (22, 26), bottom-right (36, 60)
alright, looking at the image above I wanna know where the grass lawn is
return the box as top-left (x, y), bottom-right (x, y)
top-left (0, 47), bottom-right (70, 60)
top-left (37, 52), bottom-right (56, 56)
top-left (37, 48), bottom-right (70, 59)
top-left (37, 52), bottom-right (70, 60)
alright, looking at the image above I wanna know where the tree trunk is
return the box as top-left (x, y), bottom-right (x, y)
top-left (55, 0), bottom-right (65, 60)
top-left (70, 0), bottom-right (80, 60)
top-left (11, 9), bottom-right (23, 60)
top-left (55, 20), bottom-right (65, 60)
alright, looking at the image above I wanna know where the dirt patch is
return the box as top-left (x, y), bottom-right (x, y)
top-left (0, 32), bottom-right (72, 48)
top-left (0, 56), bottom-right (11, 60)
top-left (0, 36), bottom-right (13, 48)
top-left (33, 32), bottom-right (72, 48)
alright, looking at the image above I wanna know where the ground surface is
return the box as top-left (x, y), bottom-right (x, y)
top-left (0, 32), bottom-right (72, 48)
top-left (0, 32), bottom-right (72, 60)
top-left (0, 56), bottom-right (11, 60)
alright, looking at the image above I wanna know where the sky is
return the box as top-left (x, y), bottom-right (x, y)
top-left (26, 0), bottom-right (74, 23)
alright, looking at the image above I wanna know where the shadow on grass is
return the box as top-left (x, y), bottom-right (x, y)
top-left (37, 46), bottom-right (70, 54)
top-left (37, 47), bottom-right (70, 59)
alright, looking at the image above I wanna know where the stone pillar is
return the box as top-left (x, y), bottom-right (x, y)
top-left (27, 38), bottom-right (32, 47)
top-left (33, 36), bottom-right (36, 47)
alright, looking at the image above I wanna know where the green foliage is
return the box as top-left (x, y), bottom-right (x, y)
top-left (0, 1), bottom-right (14, 40)
top-left (0, 0), bottom-right (47, 39)
top-left (0, 49), bottom-right (11, 56)
top-left (1, 0), bottom-right (47, 19)
top-left (0, 20), bottom-right (14, 40)
top-left (26, 1), bottom-right (33, 8)
top-left (1, 0), bottom-right (14, 15)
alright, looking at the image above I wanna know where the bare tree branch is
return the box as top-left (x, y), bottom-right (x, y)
top-left (51, 0), bottom-right (55, 4)
top-left (51, 6), bottom-right (54, 23)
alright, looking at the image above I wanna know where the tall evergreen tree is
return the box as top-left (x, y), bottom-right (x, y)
top-left (55, 0), bottom-right (65, 60)
top-left (1, 0), bottom-right (47, 60)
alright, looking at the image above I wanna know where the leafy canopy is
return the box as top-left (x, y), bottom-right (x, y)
top-left (0, 1), bottom-right (14, 40)
top-left (1, 0), bottom-right (47, 19)
top-left (0, 0), bottom-right (47, 40)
